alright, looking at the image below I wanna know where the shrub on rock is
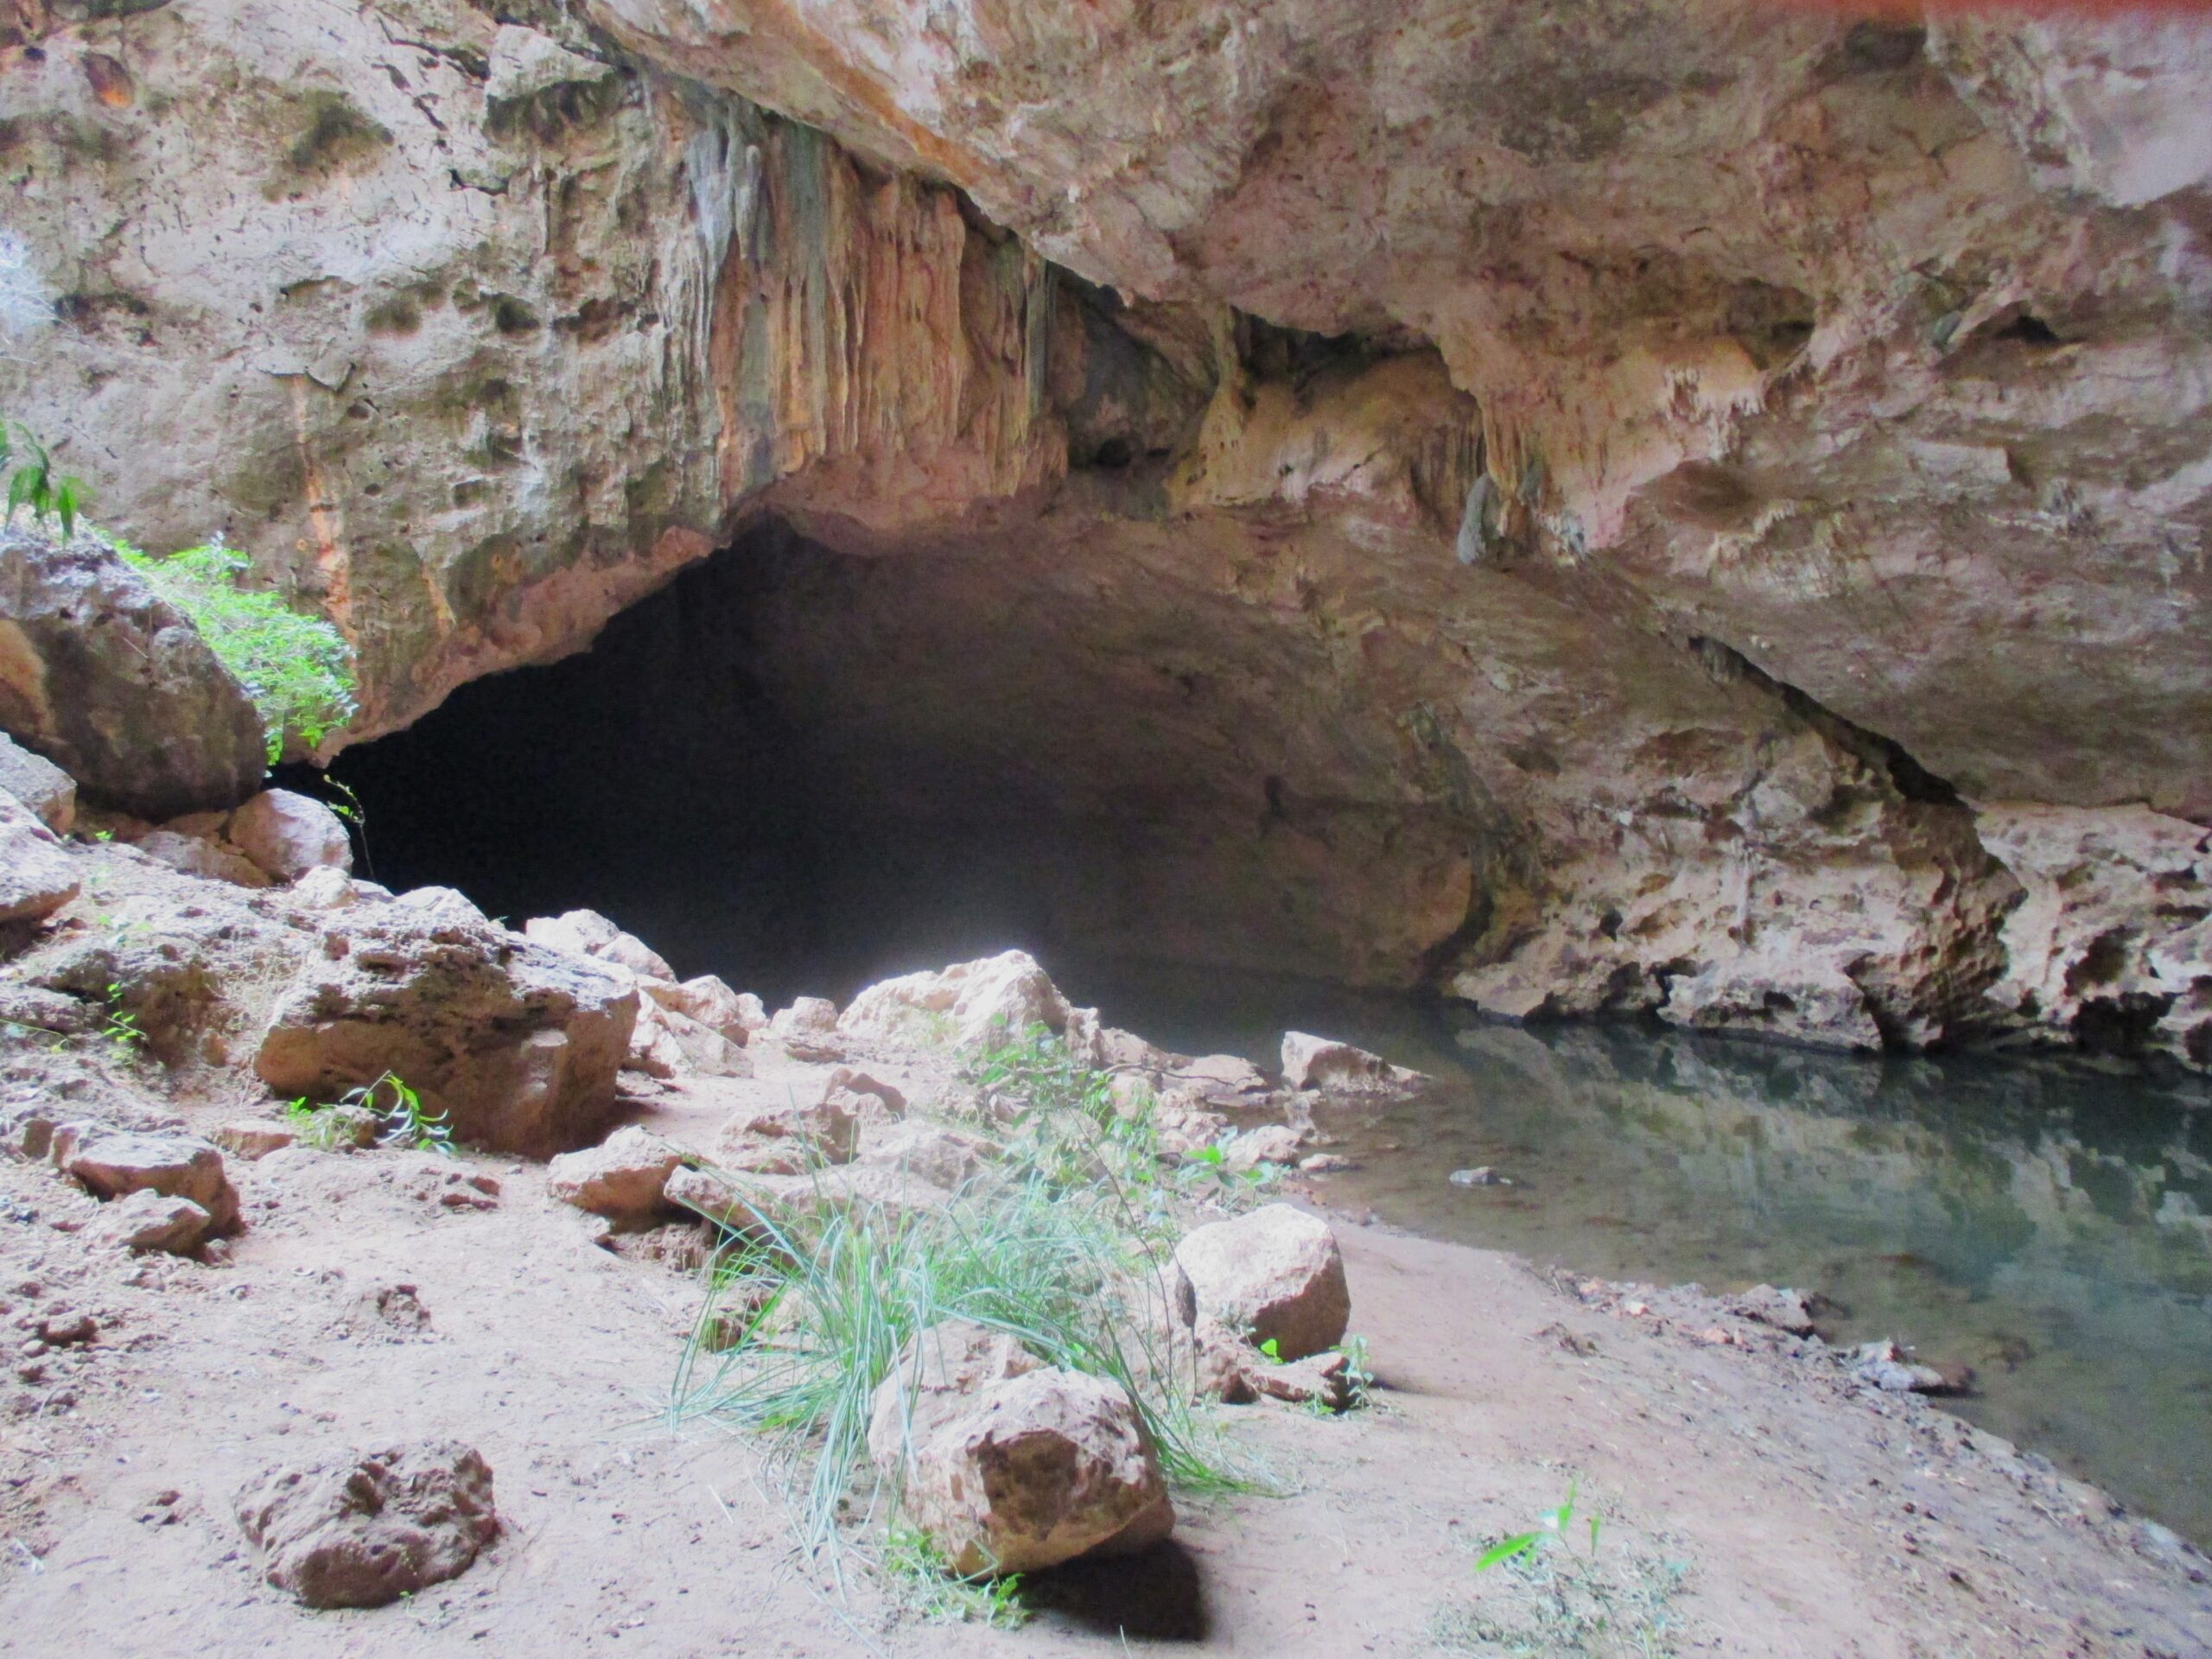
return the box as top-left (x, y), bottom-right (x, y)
top-left (234, 1440), bottom-right (498, 1609)
top-left (868, 1319), bottom-right (1173, 1576)
top-left (253, 919), bottom-right (638, 1158)
top-left (1173, 1204), bottom-right (1350, 1361)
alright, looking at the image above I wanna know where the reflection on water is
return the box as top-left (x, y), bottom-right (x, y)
top-left (1055, 959), bottom-right (2212, 1547)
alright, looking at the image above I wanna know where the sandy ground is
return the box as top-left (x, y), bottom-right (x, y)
top-left (0, 1037), bottom-right (2206, 1659)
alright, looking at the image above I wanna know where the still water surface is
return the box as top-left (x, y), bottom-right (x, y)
top-left (1057, 959), bottom-right (2212, 1547)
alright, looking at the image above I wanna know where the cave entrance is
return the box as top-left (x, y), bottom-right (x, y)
top-left (304, 526), bottom-right (1041, 1005)
top-left (308, 518), bottom-right (1478, 1006)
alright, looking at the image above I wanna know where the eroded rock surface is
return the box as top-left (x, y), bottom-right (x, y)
top-left (234, 1440), bottom-right (499, 1609)
top-left (867, 1319), bottom-right (1173, 1576)
top-left (254, 920), bottom-right (639, 1156)
top-left (2, 0), bottom-right (2208, 1065)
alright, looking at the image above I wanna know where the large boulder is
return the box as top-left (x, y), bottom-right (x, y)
top-left (0, 791), bottom-right (78, 923)
top-left (1173, 1205), bottom-right (1350, 1362)
top-left (253, 920), bottom-right (639, 1157)
top-left (868, 1319), bottom-right (1173, 1576)
top-left (0, 531), bottom-right (265, 817)
top-left (227, 789), bottom-right (353, 882)
top-left (839, 950), bottom-right (1072, 1048)
top-left (0, 731), bottom-right (73, 833)
top-left (234, 1440), bottom-right (499, 1609)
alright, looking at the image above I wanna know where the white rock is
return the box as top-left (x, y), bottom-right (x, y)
top-left (391, 886), bottom-right (492, 928)
top-left (838, 950), bottom-right (1071, 1047)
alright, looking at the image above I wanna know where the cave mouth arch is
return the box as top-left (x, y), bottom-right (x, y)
top-left (303, 520), bottom-right (1475, 1007)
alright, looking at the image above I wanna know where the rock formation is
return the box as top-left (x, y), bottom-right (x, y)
top-left (2, 0), bottom-right (2208, 1062)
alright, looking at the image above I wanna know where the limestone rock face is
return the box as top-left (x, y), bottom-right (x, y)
top-left (253, 920), bottom-right (639, 1156)
top-left (4, 0), bottom-right (2209, 1065)
top-left (0, 531), bottom-right (265, 817)
top-left (868, 1320), bottom-right (1173, 1576)
top-left (1174, 1205), bottom-right (1350, 1362)
top-left (234, 1440), bottom-right (499, 1609)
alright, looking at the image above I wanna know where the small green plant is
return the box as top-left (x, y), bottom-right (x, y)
top-left (113, 534), bottom-right (356, 762)
top-left (289, 1072), bottom-right (450, 1154)
top-left (879, 1527), bottom-right (1029, 1627)
top-left (1477, 1479), bottom-right (1601, 1573)
top-left (342, 1071), bottom-right (452, 1154)
top-left (1, 423), bottom-right (87, 538)
top-left (99, 981), bottom-right (144, 1058)
top-left (321, 776), bottom-right (373, 878)
top-left (1335, 1333), bottom-right (1376, 1408)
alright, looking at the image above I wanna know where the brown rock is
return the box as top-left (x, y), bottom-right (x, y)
top-left (227, 789), bottom-right (353, 882)
top-left (0, 732), bottom-right (74, 834)
top-left (713, 1096), bottom-right (860, 1174)
top-left (253, 919), bottom-right (639, 1157)
top-left (214, 1121), bottom-right (298, 1160)
top-left (545, 1125), bottom-right (686, 1222)
top-left (868, 1319), bottom-right (1173, 1575)
top-left (0, 530), bottom-right (266, 818)
top-left (0, 792), bottom-right (78, 923)
top-left (84, 1189), bottom-right (212, 1255)
top-left (57, 1129), bottom-right (239, 1233)
top-left (1173, 1205), bottom-right (1350, 1362)
top-left (234, 1440), bottom-right (498, 1609)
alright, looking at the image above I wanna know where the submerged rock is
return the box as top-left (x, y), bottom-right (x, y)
top-left (1281, 1033), bottom-right (1429, 1094)
top-left (868, 1319), bottom-right (1173, 1576)
top-left (234, 1440), bottom-right (499, 1609)
top-left (0, 531), bottom-right (266, 818)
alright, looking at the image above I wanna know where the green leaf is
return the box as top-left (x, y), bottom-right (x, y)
top-left (1473, 1533), bottom-right (1541, 1573)
top-left (1259, 1337), bottom-right (1281, 1362)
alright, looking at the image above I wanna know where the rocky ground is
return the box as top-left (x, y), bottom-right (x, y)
top-left (0, 818), bottom-right (2203, 1657)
